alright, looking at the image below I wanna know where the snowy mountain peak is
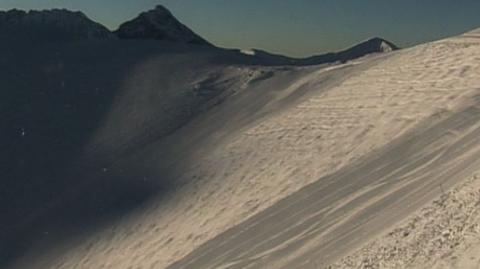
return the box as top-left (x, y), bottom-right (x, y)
top-left (362, 37), bottom-right (399, 53)
top-left (114, 5), bottom-right (211, 46)
top-left (0, 8), bottom-right (114, 41)
top-left (310, 37), bottom-right (399, 64)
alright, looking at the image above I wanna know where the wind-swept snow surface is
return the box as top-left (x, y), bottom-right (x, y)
top-left (7, 28), bottom-right (479, 269)
top-left (1, 6), bottom-right (404, 269)
top-left (3, 5), bottom-right (480, 269)
top-left (165, 29), bottom-right (480, 269)
top-left (327, 29), bottom-right (480, 269)
top-left (330, 171), bottom-right (480, 269)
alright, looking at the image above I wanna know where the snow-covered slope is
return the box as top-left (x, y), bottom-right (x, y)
top-left (0, 39), bottom-right (262, 267)
top-left (331, 170), bottom-right (480, 269)
top-left (152, 30), bottom-right (480, 269)
top-left (3, 5), bottom-right (479, 269)
top-left (4, 26), bottom-right (480, 269)
top-left (114, 5), bottom-right (211, 45)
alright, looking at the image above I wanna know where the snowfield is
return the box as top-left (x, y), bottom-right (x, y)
top-left (2, 7), bottom-right (480, 269)
top-left (6, 28), bottom-right (479, 269)
top-left (330, 171), bottom-right (480, 269)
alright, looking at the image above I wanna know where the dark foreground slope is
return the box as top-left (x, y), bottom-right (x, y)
top-left (0, 9), bottom-right (257, 265)
top-left (0, 41), bottom-right (206, 266)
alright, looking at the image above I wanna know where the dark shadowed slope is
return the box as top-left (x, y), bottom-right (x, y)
top-left (0, 38), bottom-right (272, 268)
top-left (0, 8), bottom-right (250, 266)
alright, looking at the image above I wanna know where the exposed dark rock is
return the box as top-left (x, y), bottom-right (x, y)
top-left (114, 5), bottom-right (211, 46)
top-left (0, 9), bottom-right (114, 42)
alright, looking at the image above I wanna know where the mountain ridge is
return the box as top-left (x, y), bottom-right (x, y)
top-left (0, 5), bottom-right (397, 61)
top-left (114, 5), bottom-right (212, 46)
top-left (0, 8), bottom-right (114, 41)
top-left (239, 37), bottom-right (399, 65)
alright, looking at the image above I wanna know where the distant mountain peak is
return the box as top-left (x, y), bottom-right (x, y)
top-left (0, 8), bottom-right (114, 42)
top-left (298, 37), bottom-right (399, 65)
top-left (114, 5), bottom-right (211, 46)
top-left (152, 4), bottom-right (174, 14)
top-left (236, 37), bottom-right (399, 66)
top-left (360, 37), bottom-right (399, 53)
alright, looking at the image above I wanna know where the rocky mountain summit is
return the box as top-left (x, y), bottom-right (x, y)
top-left (114, 5), bottom-right (211, 45)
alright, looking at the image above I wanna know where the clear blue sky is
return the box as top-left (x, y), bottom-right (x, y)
top-left (1, 0), bottom-right (480, 57)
